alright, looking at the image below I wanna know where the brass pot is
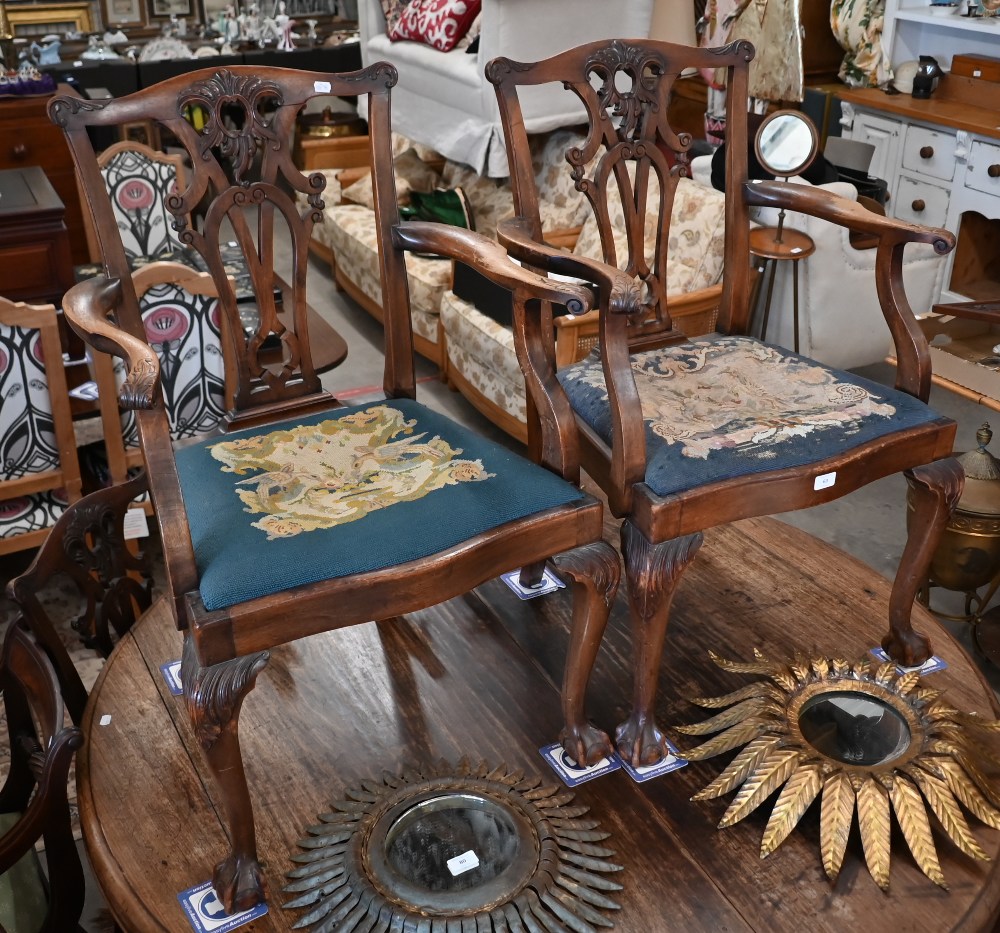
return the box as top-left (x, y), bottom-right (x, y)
top-left (907, 424), bottom-right (1000, 600)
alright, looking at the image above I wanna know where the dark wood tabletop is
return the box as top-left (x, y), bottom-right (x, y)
top-left (78, 516), bottom-right (1000, 932)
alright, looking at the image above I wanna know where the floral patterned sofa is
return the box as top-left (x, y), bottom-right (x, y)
top-left (308, 132), bottom-right (728, 442)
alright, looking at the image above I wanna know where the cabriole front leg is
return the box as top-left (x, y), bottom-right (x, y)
top-left (617, 522), bottom-right (703, 768)
top-left (181, 634), bottom-right (270, 913)
top-left (883, 458), bottom-right (964, 666)
top-left (554, 541), bottom-right (621, 766)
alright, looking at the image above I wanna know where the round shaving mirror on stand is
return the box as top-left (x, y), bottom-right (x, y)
top-left (750, 109), bottom-right (820, 353)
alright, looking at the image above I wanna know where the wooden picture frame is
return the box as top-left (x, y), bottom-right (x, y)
top-left (149, 0), bottom-right (191, 17)
top-left (103, 0), bottom-right (145, 25)
top-left (6, 2), bottom-right (92, 36)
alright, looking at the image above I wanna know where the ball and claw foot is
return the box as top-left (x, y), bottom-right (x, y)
top-left (615, 712), bottom-right (669, 768)
top-left (882, 629), bottom-right (932, 669)
top-left (561, 722), bottom-right (614, 768)
top-left (214, 853), bottom-right (266, 914)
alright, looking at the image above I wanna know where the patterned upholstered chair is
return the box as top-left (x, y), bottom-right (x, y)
top-left (0, 298), bottom-right (83, 555)
top-left (52, 64), bottom-right (620, 912)
top-left (0, 619), bottom-right (85, 932)
top-left (92, 262), bottom-right (226, 488)
top-left (83, 140), bottom-right (189, 264)
top-left (490, 38), bottom-right (963, 766)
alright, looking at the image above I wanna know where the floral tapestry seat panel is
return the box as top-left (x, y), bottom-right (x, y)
top-left (558, 335), bottom-right (943, 498)
top-left (0, 325), bottom-right (69, 541)
top-left (115, 280), bottom-right (227, 450)
top-left (174, 398), bottom-right (585, 611)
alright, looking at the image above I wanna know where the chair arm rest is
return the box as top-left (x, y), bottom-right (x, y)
top-left (497, 218), bottom-right (647, 516)
top-left (393, 221), bottom-right (593, 314)
top-left (497, 218), bottom-right (643, 315)
top-left (62, 276), bottom-right (159, 411)
top-left (744, 180), bottom-right (955, 253)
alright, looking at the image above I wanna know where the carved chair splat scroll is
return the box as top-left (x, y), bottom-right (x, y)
top-left (488, 38), bottom-right (962, 766)
top-left (51, 64), bottom-right (621, 912)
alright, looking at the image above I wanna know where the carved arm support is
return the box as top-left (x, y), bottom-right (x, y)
top-left (62, 276), bottom-right (161, 410)
top-left (394, 221), bottom-right (598, 479)
top-left (744, 180), bottom-right (956, 402)
top-left (495, 216), bottom-right (647, 517)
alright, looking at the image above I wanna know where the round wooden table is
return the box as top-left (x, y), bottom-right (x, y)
top-left (79, 518), bottom-right (1000, 932)
top-left (750, 225), bottom-right (816, 353)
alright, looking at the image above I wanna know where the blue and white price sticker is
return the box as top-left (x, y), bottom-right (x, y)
top-left (177, 881), bottom-right (267, 932)
top-left (540, 742), bottom-right (621, 787)
top-left (869, 646), bottom-right (947, 676)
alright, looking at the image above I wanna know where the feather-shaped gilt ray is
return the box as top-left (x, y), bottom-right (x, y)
top-left (760, 762), bottom-right (823, 856)
top-left (673, 697), bottom-right (778, 735)
top-left (677, 718), bottom-right (777, 761)
top-left (821, 771), bottom-right (855, 882)
top-left (889, 774), bottom-right (946, 887)
top-left (718, 749), bottom-right (800, 828)
top-left (692, 735), bottom-right (783, 801)
top-left (904, 766), bottom-right (990, 861)
top-left (857, 776), bottom-right (892, 890)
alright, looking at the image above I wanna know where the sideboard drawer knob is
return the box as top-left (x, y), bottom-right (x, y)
top-left (920, 145), bottom-right (934, 159)
top-left (11, 143), bottom-right (27, 160)
top-left (911, 198), bottom-right (926, 212)
top-left (989, 164), bottom-right (1000, 178)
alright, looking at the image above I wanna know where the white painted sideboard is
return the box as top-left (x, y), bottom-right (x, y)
top-left (839, 83), bottom-right (1000, 306)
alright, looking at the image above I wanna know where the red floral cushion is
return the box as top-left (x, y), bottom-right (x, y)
top-left (379, 0), bottom-right (409, 32)
top-left (388, 0), bottom-right (482, 52)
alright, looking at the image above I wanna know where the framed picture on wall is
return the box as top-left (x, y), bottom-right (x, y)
top-left (149, 0), bottom-right (191, 16)
top-left (104, 0), bottom-right (145, 24)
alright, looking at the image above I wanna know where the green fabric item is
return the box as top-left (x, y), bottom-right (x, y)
top-left (0, 811), bottom-right (47, 933)
top-left (399, 187), bottom-right (475, 231)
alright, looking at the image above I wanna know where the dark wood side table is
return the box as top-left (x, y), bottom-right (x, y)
top-left (0, 166), bottom-right (75, 305)
top-left (78, 517), bottom-right (1000, 932)
top-left (749, 225), bottom-right (816, 353)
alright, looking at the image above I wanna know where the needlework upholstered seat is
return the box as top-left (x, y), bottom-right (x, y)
top-left (489, 38), bottom-right (963, 767)
top-left (51, 63), bottom-right (620, 913)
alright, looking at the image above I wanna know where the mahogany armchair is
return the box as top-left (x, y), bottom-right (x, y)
top-left (488, 39), bottom-right (962, 766)
top-left (50, 64), bottom-right (620, 911)
top-left (0, 619), bottom-right (85, 932)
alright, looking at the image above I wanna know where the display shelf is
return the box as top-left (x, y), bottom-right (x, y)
top-left (885, 0), bottom-right (1000, 69)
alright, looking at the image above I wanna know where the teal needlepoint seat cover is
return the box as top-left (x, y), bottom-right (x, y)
top-left (175, 398), bottom-right (585, 611)
top-left (558, 334), bottom-right (943, 499)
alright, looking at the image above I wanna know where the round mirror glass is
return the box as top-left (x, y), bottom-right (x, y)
top-left (798, 691), bottom-right (911, 766)
top-left (384, 794), bottom-right (523, 894)
top-left (755, 110), bottom-right (819, 178)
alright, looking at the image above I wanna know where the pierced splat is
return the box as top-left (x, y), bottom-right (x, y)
top-left (155, 69), bottom-right (331, 421)
top-left (490, 41), bottom-right (752, 343)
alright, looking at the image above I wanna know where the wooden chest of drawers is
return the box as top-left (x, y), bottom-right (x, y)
top-left (0, 87), bottom-right (89, 265)
top-left (0, 166), bottom-right (75, 305)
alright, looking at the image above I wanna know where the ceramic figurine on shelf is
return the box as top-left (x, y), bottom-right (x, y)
top-left (35, 35), bottom-right (61, 65)
top-left (275, 1), bottom-right (295, 50)
top-left (305, 18), bottom-right (317, 43)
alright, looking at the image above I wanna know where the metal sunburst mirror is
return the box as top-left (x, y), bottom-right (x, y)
top-left (675, 651), bottom-right (1000, 890)
top-left (282, 758), bottom-right (623, 931)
